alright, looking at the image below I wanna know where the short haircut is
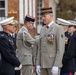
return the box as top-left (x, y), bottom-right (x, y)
top-left (68, 25), bottom-right (76, 28)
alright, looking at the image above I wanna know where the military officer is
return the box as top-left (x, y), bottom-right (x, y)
top-left (36, 7), bottom-right (65, 75)
top-left (10, 20), bottom-right (20, 75)
top-left (12, 20), bottom-right (18, 50)
top-left (17, 15), bottom-right (38, 75)
top-left (0, 17), bottom-right (22, 75)
top-left (65, 25), bottom-right (74, 52)
top-left (61, 24), bottom-right (76, 75)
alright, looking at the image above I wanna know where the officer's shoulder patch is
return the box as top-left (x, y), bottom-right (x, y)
top-left (61, 34), bottom-right (63, 38)
top-left (0, 33), bottom-right (5, 38)
top-left (0, 33), bottom-right (9, 41)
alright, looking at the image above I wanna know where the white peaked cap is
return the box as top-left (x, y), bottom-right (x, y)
top-left (57, 18), bottom-right (71, 25)
top-left (0, 17), bottom-right (14, 26)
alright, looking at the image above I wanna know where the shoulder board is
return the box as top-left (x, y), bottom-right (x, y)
top-left (0, 33), bottom-right (14, 45)
top-left (0, 33), bottom-right (9, 40)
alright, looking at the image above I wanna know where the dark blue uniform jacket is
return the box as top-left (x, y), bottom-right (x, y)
top-left (61, 31), bottom-right (76, 72)
top-left (0, 31), bottom-right (20, 74)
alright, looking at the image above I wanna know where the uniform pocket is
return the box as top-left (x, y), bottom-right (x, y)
top-left (21, 54), bottom-right (32, 65)
top-left (49, 54), bottom-right (55, 58)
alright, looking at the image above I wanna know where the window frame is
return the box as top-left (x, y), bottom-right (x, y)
top-left (36, 0), bottom-right (44, 34)
top-left (0, 0), bottom-right (8, 19)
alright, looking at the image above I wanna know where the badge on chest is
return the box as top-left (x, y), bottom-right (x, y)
top-left (47, 34), bottom-right (54, 44)
top-left (9, 39), bottom-right (14, 45)
top-left (65, 37), bottom-right (68, 44)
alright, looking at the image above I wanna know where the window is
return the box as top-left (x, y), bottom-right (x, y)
top-left (19, 0), bottom-right (36, 24)
top-left (37, 0), bottom-right (43, 34)
top-left (37, 0), bottom-right (42, 25)
top-left (0, 1), bottom-right (5, 8)
top-left (0, 0), bottom-right (8, 21)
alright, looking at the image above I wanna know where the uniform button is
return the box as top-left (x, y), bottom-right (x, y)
top-left (43, 53), bottom-right (45, 54)
top-left (32, 45), bottom-right (34, 48)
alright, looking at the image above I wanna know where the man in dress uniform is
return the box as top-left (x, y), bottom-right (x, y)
top-left (36, 7), bottom-right (65, 75)
top-left (17, 15), bottom-right (38, 75)
top-left (0, 17), bottom-right (22, 75)
top-left (65, 25), bottom-right (75, 51)
top-left (12, 20), bottom-right (18, 50)
top-left (61, 24), bottom-right (76, 75)
top-left (10, 20), bottom-right (20, 75)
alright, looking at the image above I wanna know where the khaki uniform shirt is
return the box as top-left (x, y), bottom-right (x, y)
top-left (37, 22), bottom-right (65, 68)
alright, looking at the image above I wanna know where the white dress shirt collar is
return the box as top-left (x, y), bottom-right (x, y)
top-left (48, 21), bottom-right (54, 28)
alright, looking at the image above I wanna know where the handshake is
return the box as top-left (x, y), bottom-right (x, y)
top-left (14, 64), bottom-right (22, 70)
top-left (36, 65), bottom-right (58, 75)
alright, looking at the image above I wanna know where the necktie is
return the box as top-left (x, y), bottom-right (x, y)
top-left (46, 25), bottom-right (49, 29)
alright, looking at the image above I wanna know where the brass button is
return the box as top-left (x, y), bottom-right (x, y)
top-left (43, 53), bottom-right (45, 54)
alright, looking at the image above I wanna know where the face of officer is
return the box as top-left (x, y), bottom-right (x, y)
top-left (3, 24), bottom-right (16, 34)
top-left (41, 13), bottom-right (53, 25)
top-left (68, 26), bottom-right (76, 34)
top-left (25, 22), bottom-right (34, 30)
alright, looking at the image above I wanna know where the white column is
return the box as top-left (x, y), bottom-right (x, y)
top-left (19, 0), bottom-right (24, 24)
top-left (32, 0), bottom-right (36, 27)
top-left (32, 0), bottom-right (35, 17)
top-left (5, 0), bottom-right (8, 17)
top-left (42, 0), bottom-right (44, 7)
top-left (25, 0), bottom-right (28, 16)
top-left (49, 0), bottom-right (56, 21)
top-left (29, 0), bottom-right (32, 16)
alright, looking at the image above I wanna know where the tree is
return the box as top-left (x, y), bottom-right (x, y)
top-left (56, 0), bottom-right (76, 20)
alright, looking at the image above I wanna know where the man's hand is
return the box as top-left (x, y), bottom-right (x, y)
top-left (36, 65), bottom-right (41, 75)
top-left (51, 66), bottom-right (58, 75)
top-left (32, 66), bottom-right (36, 73)
top-left (14, 67), bottom-right (19, 70)
top-left (14, 64), bottom-right (22, 70)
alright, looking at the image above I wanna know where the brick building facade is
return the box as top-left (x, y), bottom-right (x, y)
top-left (8, 0), bottom-right (19, 21)
top-left (0, 0), bottom-right (58, 36)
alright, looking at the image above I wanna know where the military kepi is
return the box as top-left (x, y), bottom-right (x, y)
top-left (24, 15), bottom-right (35, 23)
top-left (0, 17), bottom-right (18, 27)
top-left (41, 7), bottom-right (53, 14)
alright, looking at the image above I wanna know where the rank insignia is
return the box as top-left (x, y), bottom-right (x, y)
top-left (1, 34), bottom-right (4, 36)
top-left (47, 34), bottom-right (54, 44)
top-left (61, 34), bottom-right (63, 38)
top-left (9, 39), bottom-right (14, 45)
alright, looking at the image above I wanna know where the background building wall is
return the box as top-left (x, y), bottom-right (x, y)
top-left (44, 0), bottom-right (49, 7)
top-left (19, 0), bottom-right (37, 37)
top-left (7, 0), bottom-right (58, 35)
top-left (49, 0), bottom-right (59, 21)
top-left (8, 0), bottom-right (19, 21)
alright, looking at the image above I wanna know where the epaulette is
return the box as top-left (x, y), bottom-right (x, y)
top-left (0, 33), bottom-right (10, 41)
top-left (0, 33), bottom-right (6, 38)
top-left (0, 33), bottom-right (14, 45)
